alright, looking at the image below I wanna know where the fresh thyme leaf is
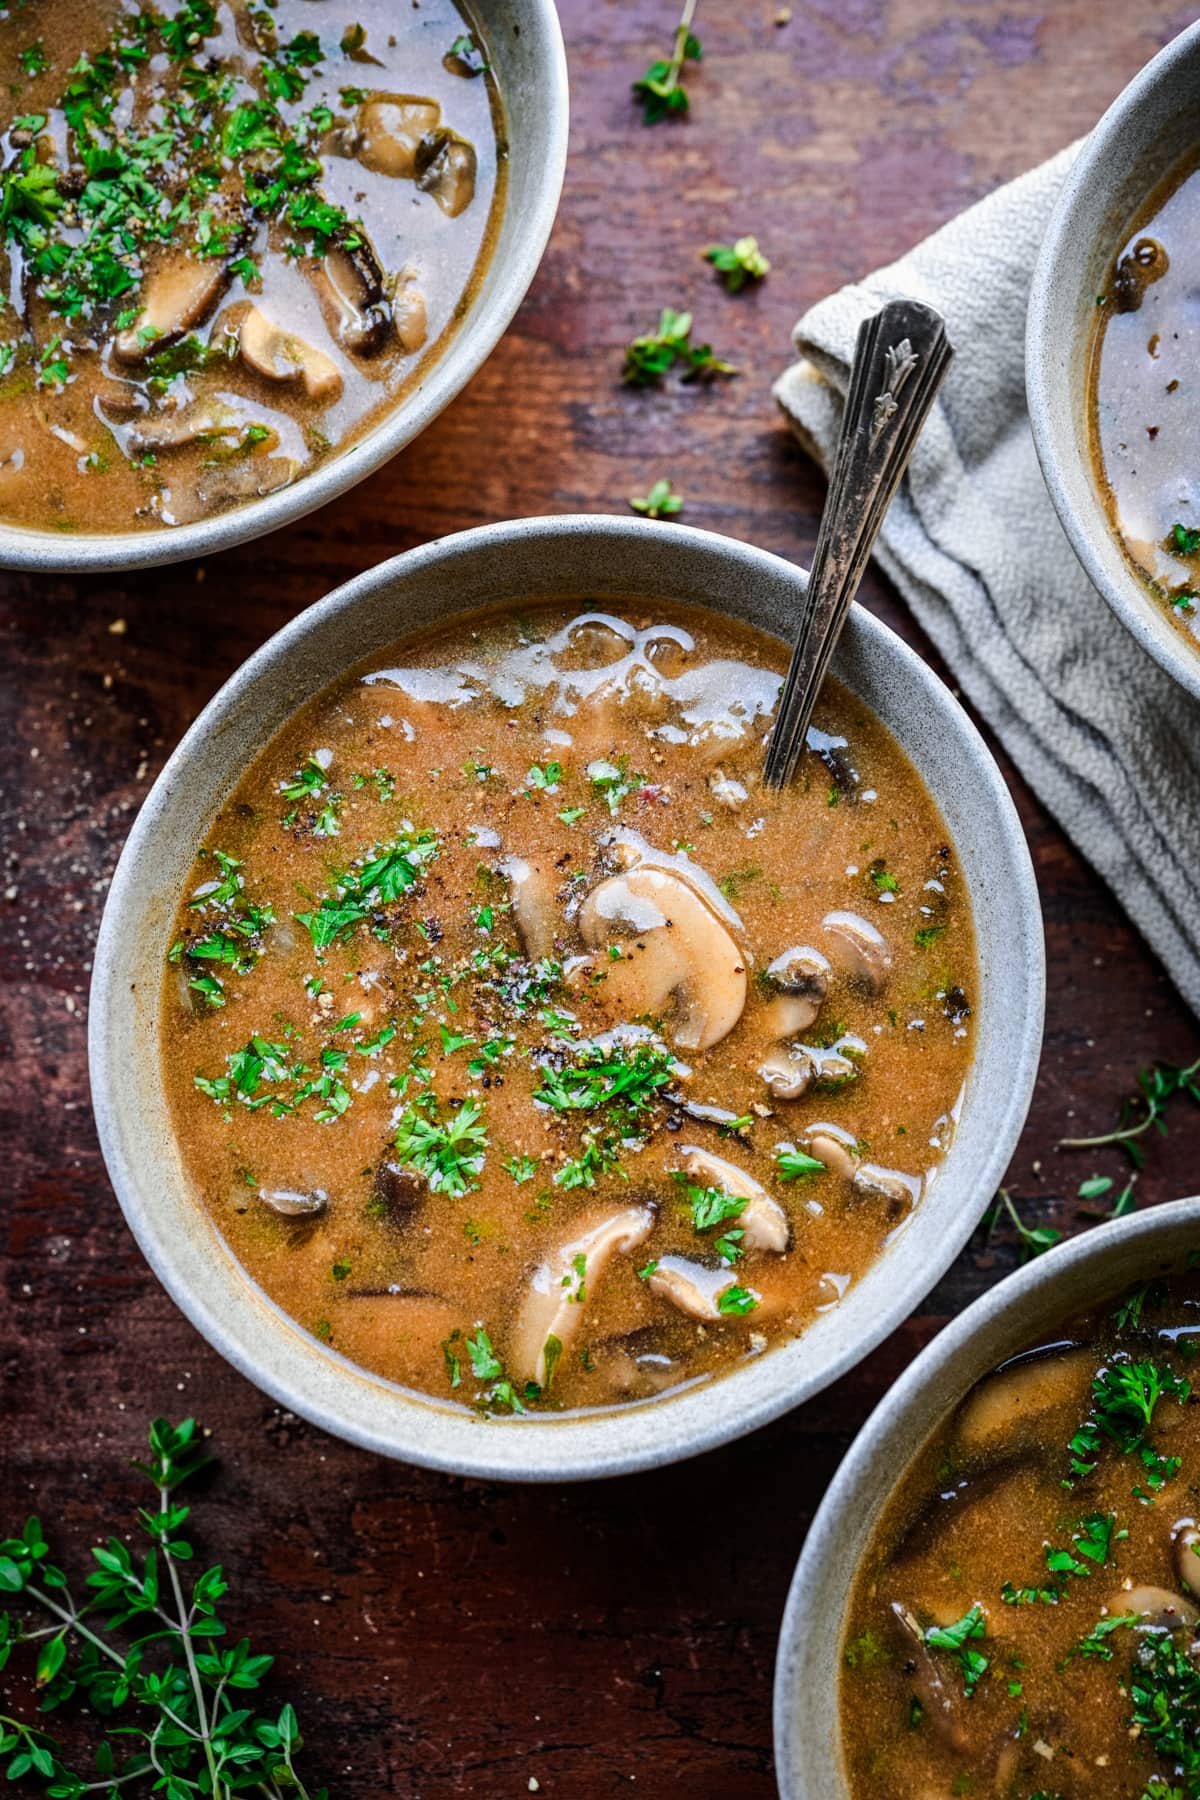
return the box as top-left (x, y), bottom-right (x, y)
top-left (704, 234), bottom-right (769, 291)
top-left (1060, 1051), bottom-right (1200, 1166)
top-left (622, 306), bottom-right (737, 386)
top-left (629, 477), bottom-right (683, 519)
top-left (0, 1418), bottom-right (327, 1798)
top-left (632, 1), bottom-right (702, 124)
top-left (984, 1187), bottom-right (1062, 1260)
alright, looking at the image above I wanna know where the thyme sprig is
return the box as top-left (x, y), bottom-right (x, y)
top-left (1060, 1052), bottom-right (1200, 1165)
top-left (632, 0), bottom-right (701, 124)
top-left (622, 307), bottom-right (737, 387)
top-left (0, 1418), bottom-right (326, 1799)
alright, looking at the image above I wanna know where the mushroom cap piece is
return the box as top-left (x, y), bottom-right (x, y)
top-left (802, 1121), bottom-right (859, 1181)
top-left (678, 1144), bottom-right (789, 1253)
top-left (1175, 1520), bottom-right (1200, 1599)
top-left (888, 1602), bottom-right (969, 1753)
top-left (391, 271), bottom-right (428, 355)
top-left (415, 128), bottom-right (478, 217)
top-left (317, 241), bottom-right (391, 356)
top-left (757, 1043), bottom-right (815, 1101)
top-left (499, 853), bottom-right (560, 963)
top-left (579, 865), bottom-right (747, 1052)
top-left (356, 95), bottom-right (442, 178)
top-left (647, 1255), bottom-right (734, 1321)
top-left (114, 250), bottom-right (230, 363)
top-left (239, 304), bottom-right (343, 403)
top-left (258, 1187), bottom-right (327, 1218)
top-left (510, 1202), bottom-right (656, 1386)
top-left (1108, 1584), bottom-right (1199, 1634)
top-left (954, 1347), bottom-right (1094, 1459)
top-left (821, 909), bottom-right (892, 992)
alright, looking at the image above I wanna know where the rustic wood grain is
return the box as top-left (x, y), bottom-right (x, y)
top-left (3, 2), bottom-right (1200, 1793)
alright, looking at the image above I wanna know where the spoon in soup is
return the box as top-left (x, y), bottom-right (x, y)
top-left (764, 297), bottom-right (953, 788)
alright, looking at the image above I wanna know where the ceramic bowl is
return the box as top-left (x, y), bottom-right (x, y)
top-left (0, 1), bottom-right (568, 575)
top-left (1027, 20), bottom-right (1200, 701)
top-left (773, 1196), bottom-right (1200, 1796)
top-left (88, 515), bottom-right (1045, 1481)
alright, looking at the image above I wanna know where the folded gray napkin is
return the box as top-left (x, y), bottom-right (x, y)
top-left (774, 146), bottom-right (1200, 1017)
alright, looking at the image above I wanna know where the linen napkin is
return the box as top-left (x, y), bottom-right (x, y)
top-left (774, 146), bottom-right (1200, 1018)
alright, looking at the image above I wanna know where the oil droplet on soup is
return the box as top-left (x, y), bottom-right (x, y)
top-left (1090, 150), bottom-right (1200, 650)
top-left (839, 1269), bottom-right (1200, 1799)
top-left (0, 0), bottom-right (502, 535)
top-left (160, 602), bottom-right (977, 1415)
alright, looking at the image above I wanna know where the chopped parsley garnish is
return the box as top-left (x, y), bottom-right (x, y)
top-left (1066, 1358), bottom-right (1190, 1496)
top-left (1172, 522), bottom-right (1200, 556)
top-left (295, 832), bottom-right (438, 949)
top-left (535, 1043), bottom-right (673, 1137)
top-left (393, 1096), bottom-right (488, 1198)
top-left (448, 32), bottom-right (489, 76)
top-left (924, 1604), bottom-right (988, 1696)
top-left (776, 1148), bottom-right (826, 1180)
top-left (716, 1284), bottom-right (757, 1316)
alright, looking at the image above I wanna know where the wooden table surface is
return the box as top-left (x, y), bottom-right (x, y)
top-left (4, 2), bottom-right (1200, 1793)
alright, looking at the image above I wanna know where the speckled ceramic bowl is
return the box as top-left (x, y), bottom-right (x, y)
top-left (0, 1), bottom-right (567, 576)
top-left (773, 1196), bottom-right (1200, 1797)
top-left (1027, 20), bottom-right (1200, 701)
top-left (88, 516), bottom-right (1045, 1481)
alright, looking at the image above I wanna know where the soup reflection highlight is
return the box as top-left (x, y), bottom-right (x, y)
top-left (161, 603), bottom-right (976, 1415)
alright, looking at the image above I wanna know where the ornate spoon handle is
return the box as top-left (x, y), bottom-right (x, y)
top-left (764, 298), bottom-right (953, 788)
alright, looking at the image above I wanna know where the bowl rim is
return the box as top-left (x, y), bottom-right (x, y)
top-left (0, 1), bottom-right (569, 575)
top-left (1026, 19), bottom-right (1200, 703)
top-left (88, 513), bottom-right (1046, 1481)
top-left (772, 1194), bottom-right (1200, 1796)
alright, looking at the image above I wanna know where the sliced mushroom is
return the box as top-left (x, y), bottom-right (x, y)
top-left (196, 454), bottom-right (298, 511)
top-left (1175, 1521), bottom-right (1200, 1598)
top-left (391, 269), bottom-right (428, 355)
top-left (888, 1603), bottom-right (968, 1751)
top-left (758, 1043), bottom-right (815, 1101)
top-left (125, 403), bottom-right (241, 452)
top-left (500, 854), bottom-right (559, 962)
top-left (678, 1144), bottom-right (789, 1253)
top-left (317, 238), bottom-right (390, 356)
top-left (1108, 1584), bottom-right (1198, 1633)
top-left (372, 1159), bottom-right (425, 1221)
top-left (802, 1122), bottom-right (859, 1181)
top-left (822, 909), bottom-right (892, 992)
top-left (510, 1202), bottom-right (655, 1385)
top-left (356, 95), bottom-right (442, 178)
top-left (115, 252), bottom-right (230, 363)
top-left (580, 866), bottom-right (746, 1052)
top-left (764, 945), bottom-right (829, 1006)
top-left (955, 1347), bottom-right (1093, 1458)
top-left (414, 128), bottom-right (477, 216)
top-left (664, 1093), bottom-right (751, 1141)
top-left (853, 1162), bottom-right (922, 1213)
top-left (259, 1187), bottom-right (327, 1218)
top-left (647, 1255), bottom-right (736, 1321)
top-left (758, 1037), bottom-right (862, 1102)
top-left (239, 304), bottom-right (343, 402)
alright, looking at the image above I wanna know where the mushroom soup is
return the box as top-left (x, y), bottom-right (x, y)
top-left (839, 1267), bottom-right (1200, 1799)
top-left (0, 0), bottom-right (502, 534)
top-left (161, 602), bottom-right (976, 1415)
top-left (1089, 150), bottom-right (1200, 651)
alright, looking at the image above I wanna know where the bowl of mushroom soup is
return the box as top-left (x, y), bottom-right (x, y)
top-left (89, 516), bottom-right (1044, 1480)
top-left (0, 0), bottom-right (567, 571)
top-left (774, 1197), bottom-right (1200, 1799)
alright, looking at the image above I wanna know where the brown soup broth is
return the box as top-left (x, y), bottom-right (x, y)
top-left (160, 601), bottom-right (976, 1416)
top-left (0, 0), bottom-right (503, 535)
top-left (1089, 150), bottom-right (1200, 650)
top-left (840, 1266), bottom-right (1200, 1799)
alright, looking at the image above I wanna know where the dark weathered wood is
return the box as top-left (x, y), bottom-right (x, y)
top-left (2, 4), bottom-right (1199, 1793)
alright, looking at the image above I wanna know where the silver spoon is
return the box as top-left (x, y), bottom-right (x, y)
top-left (764, 298), bottom-right (953, 788)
